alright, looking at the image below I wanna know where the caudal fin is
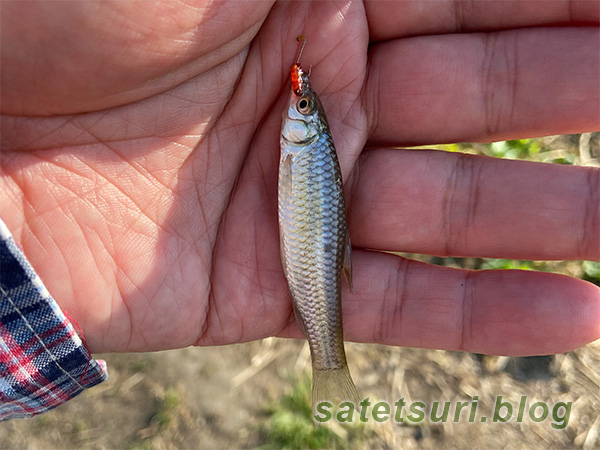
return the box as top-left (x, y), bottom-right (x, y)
top-left (312, 366), bottom-right (359, 412)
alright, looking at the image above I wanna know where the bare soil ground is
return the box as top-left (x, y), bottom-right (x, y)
top-left (1, 339), bottom-right (600, 449)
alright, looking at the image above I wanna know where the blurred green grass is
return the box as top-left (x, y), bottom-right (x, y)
top-left (259, 376), bottom-right (368, 449)
top-left (418, 133), bottom-right (597, 165)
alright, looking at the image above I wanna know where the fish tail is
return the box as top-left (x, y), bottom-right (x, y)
top-left (312, 366), bottom-right (359, 412)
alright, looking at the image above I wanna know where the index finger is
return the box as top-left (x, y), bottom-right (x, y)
top-left (363, 27), bottom-right (599, 147)
top-left (365, 0), bottom-right (600, 41)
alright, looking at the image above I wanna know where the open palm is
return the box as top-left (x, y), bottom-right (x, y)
top-left (1, 0), bottom-right (598, 354)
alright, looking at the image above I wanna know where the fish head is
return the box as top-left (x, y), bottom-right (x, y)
top-left (282, 65), bottom-right (327, 146)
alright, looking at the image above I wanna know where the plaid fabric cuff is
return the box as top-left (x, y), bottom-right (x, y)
top-left (0, 219), bottom-right (107, 421)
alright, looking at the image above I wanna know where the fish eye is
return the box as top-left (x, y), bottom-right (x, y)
top-left (297, 97), bottom-right (311, 114)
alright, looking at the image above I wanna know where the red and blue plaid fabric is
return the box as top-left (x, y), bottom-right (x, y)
top-left (0, 219), bottom-right (107, 421)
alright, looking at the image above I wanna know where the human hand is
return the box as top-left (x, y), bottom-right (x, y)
top-left (1, 0), bottom-right (598, 354)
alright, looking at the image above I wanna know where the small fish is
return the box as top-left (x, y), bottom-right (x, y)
top-left (278, 36), bottom-right (359, 412)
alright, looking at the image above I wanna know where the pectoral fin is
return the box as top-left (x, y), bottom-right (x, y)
top-left (280, 152), bottom-right (293, 199)
top-left (343, 230), bottom-right (353, 291)
top-left (279, 153), bottom-right (293, 279)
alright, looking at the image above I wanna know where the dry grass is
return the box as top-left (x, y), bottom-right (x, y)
top-left (2, 338), bottom-right (599, 449)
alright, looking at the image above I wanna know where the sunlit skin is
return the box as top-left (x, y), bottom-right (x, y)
top-left (1, 1), bottom-right (599, 354)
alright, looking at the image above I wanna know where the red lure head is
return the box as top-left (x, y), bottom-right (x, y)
top-left (290, 35), bottom-right (307, 97)
top-left (291, 63), bottom-right (304, 96)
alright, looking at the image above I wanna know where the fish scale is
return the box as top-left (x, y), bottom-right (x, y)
top-left (279, 135), bottom-right (345, 370)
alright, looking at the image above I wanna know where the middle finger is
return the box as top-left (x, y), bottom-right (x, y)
top-left (349, 148), bottom-right (599, 261)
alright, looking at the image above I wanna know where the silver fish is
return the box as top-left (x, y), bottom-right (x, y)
top-left (278, 36), bottom-right (358, 411)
